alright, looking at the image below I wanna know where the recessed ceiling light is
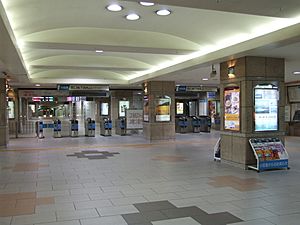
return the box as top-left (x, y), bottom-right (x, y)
top-left (126, 13), bottom-right (140, 21)
top-left (139, 2), bottom-right (155, 6)
top-left (293, 71), bottom-right (300, 75)
top-left (202, 78), bottom-right (209, 81)
top-left (35, 84), bottom-right (41, 87)
top-left (95, 50), bottom-right (103, 53)
top-left (156, 9), bottom-right (171, 16)
top-left (106, 4), bottom-right (123, 12)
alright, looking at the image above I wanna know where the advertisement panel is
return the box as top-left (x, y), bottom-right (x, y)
top-left (143, 97), bottom-right (149, 122)
top-left (119, 100), bottom-right (129, 117)
top-left (155, 97), bottom-right (171, 122)
top-left (176, 102), bottom-right (184, 115)
top-left (224, 87), bottom-right (240, 131)
top-left (101, 103), bottom-right (109, 116)
top-left (254, 85), bottom-right (278, 131)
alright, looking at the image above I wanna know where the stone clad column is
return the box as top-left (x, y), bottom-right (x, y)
top-left (220, 56), bottom-right (285, 168)
top-left (143, 81), bottom-right (175, 141)
top-left (0, 78), bottom-right (8, 147)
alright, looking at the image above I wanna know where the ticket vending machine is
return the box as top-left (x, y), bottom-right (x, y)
top-left (53, 119), bottom-right (62, 138)
top-left (70, 119), bottom-right (79, 137)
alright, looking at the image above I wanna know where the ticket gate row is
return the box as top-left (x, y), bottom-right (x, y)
top-left (35, 118), bottom-right (127, 138)
top-left (176, 116), bottom-right (211, 133)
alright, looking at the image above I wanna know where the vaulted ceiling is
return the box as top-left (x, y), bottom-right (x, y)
top-left (1, 0), bottom-right (300, 87)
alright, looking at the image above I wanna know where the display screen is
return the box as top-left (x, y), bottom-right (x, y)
top-left (101, 103), bottom-right (109, 116)
top-left (119, 100), bottom-right (129, 117)
top-left (176, 102), bottom-right (184, 115)
top-left (254, 86), bottom-right (278, 131)
top-left (155, 97), bottom-right (171, 122)
top-left (224, 87), bottom-right (240, 131)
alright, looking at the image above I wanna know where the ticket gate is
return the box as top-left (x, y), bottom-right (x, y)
top-left (199, 116), bottom-right (211, 133)
top-left (178, 116), bottom-right (188, 133)
top-left (70, 119), bottom-right (79, 137)
top-left (119, 118), bottom-right (126, 136)
top-left (85, 118), bottom-right (95, 137)
top-left (53, 119), bottom-right (62, 138)
top-left (100, 118), bottom-right (112, 136)
top-left (191, 116), bottom-right (201, 133)
top-left (35, 121), bottom-right (44, 139)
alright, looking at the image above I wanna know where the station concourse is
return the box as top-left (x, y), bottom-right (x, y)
top-left (1, 1), bottom-right (300, 225)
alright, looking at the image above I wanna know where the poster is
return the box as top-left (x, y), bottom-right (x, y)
top-left (155, 97), bottom-right (171, 122)
top-left (176, 102), bottom-right (184, 115)
top-left (101, 103), bottom-right (109, 116)
top-left (8, 101), bottom-right (15, 119)
top-left (143, 97), bottom-right (149, 122)
top-left (224, 87), bottom-right (240, 131)
top-left (254, 87), bottom-right (278, 131)
top-left (119, 100), bottom-right (129, 117)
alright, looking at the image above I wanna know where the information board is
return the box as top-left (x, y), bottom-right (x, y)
top-left (248, 138), bottom-right (289, 172)
top-left (126, 109), bottom-right (143, 129)
top-left (254, 85), bottom-right (278, 131)
top-left (224, 87), bottom-right (240, 131)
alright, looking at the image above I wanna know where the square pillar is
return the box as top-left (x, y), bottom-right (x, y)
top-left (0, 78), bottom-right (8, 147)
top-left (220, 56), bottom-right (285, 168)
top-left (143, 81), bottom-right (175, 141)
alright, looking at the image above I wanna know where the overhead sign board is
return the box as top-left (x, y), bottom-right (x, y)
top-left (176, 86), bottom-right (217, 92)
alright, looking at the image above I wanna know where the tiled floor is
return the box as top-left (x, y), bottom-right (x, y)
top-left (0, 131), bottom-right (300, 225)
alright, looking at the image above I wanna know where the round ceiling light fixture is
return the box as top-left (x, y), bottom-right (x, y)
top-left (139, 2), bottom-right (155, 6)
top-left (126, 13), bottom-right (140, 21)
top-left (156, 9), bottom-right (171, 16)
top-left (106, 4), bottom-right (123, 12)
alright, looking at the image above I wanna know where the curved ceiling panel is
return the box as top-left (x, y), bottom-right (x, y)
top-left (23, 27), bottom-right (201, 51)
top-left (30, 55), bottom-right (152, 69)
top-left (29, 69), bottom-right (127, 80)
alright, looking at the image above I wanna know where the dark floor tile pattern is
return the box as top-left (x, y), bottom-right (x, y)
top-left (122, 200), bottom-right (243, 225)
top-left (66, 150), bottom-right (120, 160)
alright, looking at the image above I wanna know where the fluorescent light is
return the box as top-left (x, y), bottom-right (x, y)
top-left (95, 50), bottom-right (103, 53)
top-left (156, 9), bottom-right (171, 16)
top-left (106, 4), bottom-right (123, 12)
top-left (293, 71), bottom-right (300, 75)
top-left (202, 78), bottom-right (209, 81)
top-left (139, 2), bottom-right (155, 6)
top-left (35, 84), bottom-right (41, 87)
top-left (126, 13), bottom-right (140, 21)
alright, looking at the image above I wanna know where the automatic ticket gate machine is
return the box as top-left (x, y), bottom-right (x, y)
top-left (70, 119), bottom-right (79, 137)
top-left (100, 118), bottom-right (112, 136)
top-left (85, 118), bottom-right (96, 137)
top-left (178, 116), bottom-right (188, 133)
top-left (191, 116), bottom-right (201, 133)
top-left (53, 119), bottom-right (62, 138)
top-left (119, 118), bottom-right (126, 136)
top-left (35, 121), bottom-right (44, 139)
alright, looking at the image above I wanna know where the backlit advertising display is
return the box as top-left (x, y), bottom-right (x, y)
top-left (254, 85), bottom-right (278, 131)
top-left (224, 87), bottom-right (240, 131)
top-left (155, 97), bottom-right (171, 122)
top-left (176, 102), bottom-right (184, 115)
